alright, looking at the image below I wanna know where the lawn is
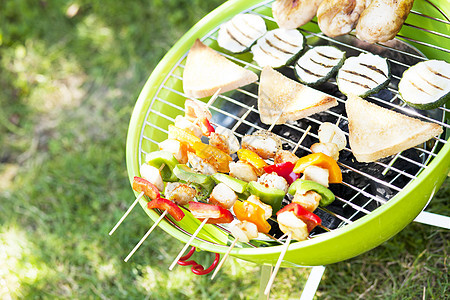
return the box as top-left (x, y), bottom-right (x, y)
top-left (0, 0), bottom-right (448, 299)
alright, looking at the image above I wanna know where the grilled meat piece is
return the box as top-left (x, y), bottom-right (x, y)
top-left (272, 0), bottom-right (324, 29)
top-left (356, 0), bottom-right (414, 43)
top-left (317, 0), bottom-right (368, 37)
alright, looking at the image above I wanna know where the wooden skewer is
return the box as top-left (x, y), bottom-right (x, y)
top-left (231, 105), bottom-right (254, 133)
top-left (264, 232), bottom-right (292, 295)
top-left (110, 163), bottom-right (165, 236)
top-left (169, 218), bottom-right (209, 270)
top-left (325, 116), bottom-right (341, 144)
top-left (124, 210), bottom-right (168, 262)
top-left (109, 191), bottom-right (144, 236)
top-left (277, 233), bottom-right (288, 242)
top-left (210, 238), bottom-right (238, 280)
top-left (267, 107), bottom-right (285, 132)
top-left (292, 125), bottom-right (312, 154)
top-left (335, 115), bottom-right (342, 126)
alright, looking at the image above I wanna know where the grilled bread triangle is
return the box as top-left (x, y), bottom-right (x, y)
top-left (346, 94), bottom-right (443, 162)
top-left (183, 39), bottom-right (258, 98)
top-left (258, 66), bottom-right (338, 124)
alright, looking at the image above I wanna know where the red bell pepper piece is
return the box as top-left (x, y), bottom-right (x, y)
top-left (264, 161), bottom-right (299, 185)
top-left (132, 176), bottom-right (160, 200)
top-left (188, 201), bottom-right (233, 224)
top-left (276, 203), bottom-right (321, 232)
top-left (147, 197), bottom-right (185, 221)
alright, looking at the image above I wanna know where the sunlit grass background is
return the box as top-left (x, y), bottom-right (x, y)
top-left (1, 0), bottom-right (448, 299)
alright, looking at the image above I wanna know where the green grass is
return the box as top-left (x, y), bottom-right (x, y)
top-left (0, 1), bottom-right (449, 299)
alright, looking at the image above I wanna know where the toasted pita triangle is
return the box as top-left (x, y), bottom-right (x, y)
top-left (346, 94), bottom-right (443, 162)
top-left (182, 39), bottom-right (258, 98)
top-left (258, 66), bottom-right (338, 124)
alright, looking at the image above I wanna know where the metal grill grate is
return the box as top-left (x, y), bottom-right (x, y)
top-left (136, 0), bottom-right (449, 247)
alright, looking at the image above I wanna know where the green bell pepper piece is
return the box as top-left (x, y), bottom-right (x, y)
top-left (247, 181), bottom-right (285, 213)
top-left (288, 179), bottom-right (335, 207)
top-left (145, 150), bottom-right (178, 182)
top-left (173, 164), bottom-right (215, 201)
top-left (212, 173), bottom-right (250, 199)
top-left (211, 173), bottom-right (248, 194)
top-left (173, 164), bottom-right (213, 185)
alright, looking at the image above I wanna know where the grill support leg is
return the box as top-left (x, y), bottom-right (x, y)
top-left (257, 265), bottom-right (326, 299)
top-left (258, 265), bottom-right (271, 300)
top-left (300, 266), bottom-right (326, 300)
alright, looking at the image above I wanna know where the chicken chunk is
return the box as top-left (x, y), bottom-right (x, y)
top-left (174, 115), bottom-right (202, 138)
top-left (317, 0), bottom-right (368, 37)
top-left (184, 99), bottom-right (212, 122)
top-left (272, 0), bottom-right (324, 29)
top-left (318, 122), bottom-right (347, 151)
top-left (229, 161), bottom-right (258, 182)
top-left (274, 149), bottom-right (299, 165)
top-left (158, 139), bottom-right (188, 164)
top-left (277, 211), bottom-right (309, 241)
top-left (241, 130), bottom-right (282, 159)
top-left (301, 165), bottom-right (329, 187)
top-left (187, 152), bottom-right (217, 175)
top-left (247, 195), bottom-right (272, 220)
top-left (140, 164), bottom-right (164, 192)
top-left (356, 0), bottom-right (414, 43)
top-left (292, 190), bottom-right (322, 212)
top-left (209, 183), bottom-right (238, 209)
top-left (229, 220), bottom-right (259, 243)
top-left (209, 126), bottom-right (240, 155)
top-left (310, 142), bottom-right (340, 161)
top-left (257, 172), bottom-right (289, 193)
top-left (165, 182), bottom-right (197, 206)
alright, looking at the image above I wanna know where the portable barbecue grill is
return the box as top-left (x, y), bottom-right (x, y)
top-left (125, 0), bottom-right (450, 270)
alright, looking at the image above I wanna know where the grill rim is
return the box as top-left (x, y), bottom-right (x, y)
top-left (125, 0), bottom-right (450, 266)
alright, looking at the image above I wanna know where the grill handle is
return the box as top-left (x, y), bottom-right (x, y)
top-left (177, 246), bottom-right (220, 275)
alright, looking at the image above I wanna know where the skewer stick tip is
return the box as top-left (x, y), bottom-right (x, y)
top-left (124, 209), bottom-right (168, 262)
top-left (211, 238), bottom-right (238, 280)
top-left (109, 191), bottom-right (144, 236)
top-left (264, 232), bottom-right (292, 295)
top-left (292, 125), bottom-right (312, 154)
top-left (169, 218), bottom-right (209, 270)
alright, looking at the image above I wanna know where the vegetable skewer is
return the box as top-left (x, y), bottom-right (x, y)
top-left (265, 203), bottom-right (322, 294)
top-left (211, 220), bottom-right (258, 280)
top-left (124, 177), bottom-right (185, 262)
top-left (169, 202), bottom-right (233, 270)
top-left (108, 175), bottom-right (161, 236)
top-left (169, 218), bottom-right (209, 270)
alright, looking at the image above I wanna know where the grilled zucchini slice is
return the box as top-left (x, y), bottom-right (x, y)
top-left (217, 13), bottom-right (267, 54)
top-left (398, 59), bottom-right (450, 110)
top-left (251, 28), bottom-right (306, 68)
top-left (337, 52), bottom-right (390, 98)
top-left (294, 46), bottom-right (346, 86)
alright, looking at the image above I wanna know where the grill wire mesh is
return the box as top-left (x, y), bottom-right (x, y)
top-left (136, 0), bottom-right (449, 247)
